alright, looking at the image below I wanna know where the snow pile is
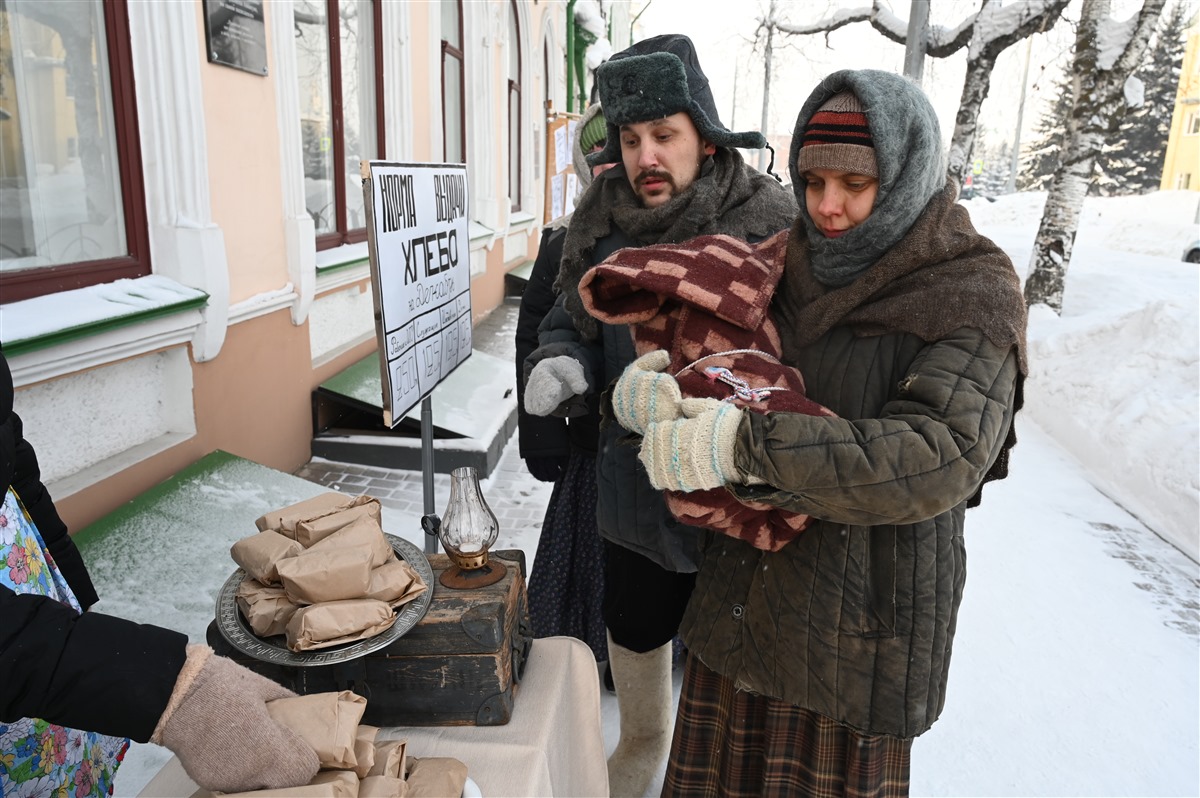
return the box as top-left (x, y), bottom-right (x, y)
top-left (963, 189), bottom-right (1200, 560)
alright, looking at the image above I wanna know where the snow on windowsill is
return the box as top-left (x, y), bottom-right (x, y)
top-left (2, 275), bottom-right (208, 386)
top-left (2, 275), bottom-right (208, 353)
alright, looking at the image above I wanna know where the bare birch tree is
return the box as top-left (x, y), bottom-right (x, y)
top-left (776, 0), bottom-right (1069, 185)
top-left (1024, 0), bottom-right (1165, 312)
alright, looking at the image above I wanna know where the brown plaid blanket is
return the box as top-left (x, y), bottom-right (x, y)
top-left (579, 231), bottom-right (834, 552)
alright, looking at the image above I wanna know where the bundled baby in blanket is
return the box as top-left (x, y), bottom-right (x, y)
top-left (580, 231), bottom-right (834, 552)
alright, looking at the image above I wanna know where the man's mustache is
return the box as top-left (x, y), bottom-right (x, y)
top-left (635, 170), bottom-right (675, 189)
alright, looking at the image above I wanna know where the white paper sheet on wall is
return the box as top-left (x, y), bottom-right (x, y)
top-left (554, 126), bottom-right (570, 174)
top-left (564, 173), bottom-right (578, 215)
top-left (551, 174), bottom-right (565, 220)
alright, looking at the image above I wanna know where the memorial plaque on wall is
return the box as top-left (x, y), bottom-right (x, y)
top-left (203, 0), bottom-right (268, 76)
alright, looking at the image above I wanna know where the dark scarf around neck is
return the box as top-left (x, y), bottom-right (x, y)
top-left (556, 148), bottom-right (797, 341)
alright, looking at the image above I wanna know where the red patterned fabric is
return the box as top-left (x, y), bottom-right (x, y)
top-left (579, 231), bottom-right (834, 552)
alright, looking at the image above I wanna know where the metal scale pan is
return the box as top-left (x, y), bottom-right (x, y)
top-left (215, 533), bottom-right (434, 667)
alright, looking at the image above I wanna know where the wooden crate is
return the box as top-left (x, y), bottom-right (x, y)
top-left (208, 549), bottom-right (532, 726)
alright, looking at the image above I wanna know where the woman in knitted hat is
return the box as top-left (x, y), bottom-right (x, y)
top-left (608, 69), bottom-right (1028, 795)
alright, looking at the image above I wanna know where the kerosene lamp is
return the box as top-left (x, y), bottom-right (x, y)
top-left (437, 466), bottom-right (507, 588)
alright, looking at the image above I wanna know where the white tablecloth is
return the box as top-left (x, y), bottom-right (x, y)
top-left (138, 636), bottom-right (609, 798)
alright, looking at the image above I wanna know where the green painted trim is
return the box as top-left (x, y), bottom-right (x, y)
top-left (316, 255), bottom-right (371, 275)
top-left (320, 353), bottom-right (383, 410)
top-left (507, 259), bottom-right (535, 282)
top-left (2, 294), bottom-right (209, 358)
top-left (74, 450), bottom-right (240, 551)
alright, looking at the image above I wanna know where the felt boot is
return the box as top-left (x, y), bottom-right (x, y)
top-left (606, 631), bottom-right (673, 797)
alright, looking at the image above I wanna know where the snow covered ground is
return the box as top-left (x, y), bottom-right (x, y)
top-left (103, 188), bottom-right (1198, 797)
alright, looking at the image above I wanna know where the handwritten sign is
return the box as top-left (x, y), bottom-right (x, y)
top-left (362, 162), bottom-right (472, 427)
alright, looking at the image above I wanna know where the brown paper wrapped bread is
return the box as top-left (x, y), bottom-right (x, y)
top-left (365, 560), bottom-right (427, 608)
top-left (350, 725), bottom-right (379, 779)
top-left (256, 493), bottom-right (367, 536)
top-left (294, 499), bottom-right (383, 547)
top-left (368, 739), bottom-right (407, 779)
top-left (286, 599), bottom-right (398, 652)
top-left (277, 545), bottom-right (374, 605)
top-left (209, 783), bottom-right (355, 798)
top-left (404, 758), bottom-right (468, 798)
top-left (358, 775), bottom-right (406, 797)
top-left (230, 530), bottom-right (303, 585)
top-left (265, 691), bottom-right (367, 770)
top-left (235, 579), bottom-right (300, 638)
top-left (307, 514), bottom-right (394, 569)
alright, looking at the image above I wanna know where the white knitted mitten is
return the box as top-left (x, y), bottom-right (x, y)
top-left (639, 398), bottom-right (744, 492)
top-left (524, 356), bottom-right (589, 416)
top-left (612, 350), bottom-right (684, 435)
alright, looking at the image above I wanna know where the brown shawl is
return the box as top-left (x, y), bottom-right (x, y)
top-left (776, 179), bottom-right (1028, 503)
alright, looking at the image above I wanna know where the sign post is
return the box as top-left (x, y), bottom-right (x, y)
top-left (362, 161), bottom-right (472, 553)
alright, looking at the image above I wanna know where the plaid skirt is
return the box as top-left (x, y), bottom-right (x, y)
top-left (663, 652), bottom-right (912, 798)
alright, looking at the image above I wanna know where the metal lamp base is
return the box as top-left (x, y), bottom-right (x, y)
top-left (439, 559), bottom-right (507, 589)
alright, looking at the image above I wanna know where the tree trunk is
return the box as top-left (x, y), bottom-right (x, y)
top-left (757, 1), bottom-right (776, 174)
top-left (947, 53), bottom-right (998, 186)
top-left (1025, 0), bottom-right (1165, 312)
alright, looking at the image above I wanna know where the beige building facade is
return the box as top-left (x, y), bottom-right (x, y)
top-left (0, 0), bottom-right (630, 532)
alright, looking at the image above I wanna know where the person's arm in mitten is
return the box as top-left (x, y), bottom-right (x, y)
top-left (152, 646), bottom-right (320, 793)
top-left (524, 354), bottom-right (592, 417)
top-left (611, 349), bottom-right (685, 435)
top-left (639, 398), bottom-right (764, 492)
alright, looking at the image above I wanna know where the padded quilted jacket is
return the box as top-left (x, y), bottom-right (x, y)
top-left (680, 323), bottom-right (1020, 738)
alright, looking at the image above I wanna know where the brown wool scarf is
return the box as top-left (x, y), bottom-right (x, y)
top-left (775, 179), bottom-right (1028, 504)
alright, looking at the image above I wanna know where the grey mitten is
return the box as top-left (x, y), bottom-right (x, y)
top-left (151, 646), bottom-right (320, 793)
top-left (524, 355), bottom-right (589, 416)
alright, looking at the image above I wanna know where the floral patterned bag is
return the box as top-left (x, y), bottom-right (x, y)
top-left (0, 487), bottom-right (128, 797)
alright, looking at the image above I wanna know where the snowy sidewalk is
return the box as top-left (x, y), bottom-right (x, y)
top-left (110, 278), bottom-right (1198, 796)
top-left (109, 414), bottom-right (1198, 797)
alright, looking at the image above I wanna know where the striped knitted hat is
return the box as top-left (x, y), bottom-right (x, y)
top-left (579, 108), bottom-right (608, 152)
top-left (795, 91), bottom-right (877, 178)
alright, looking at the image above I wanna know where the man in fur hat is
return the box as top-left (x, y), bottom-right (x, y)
top-left (522, 33), bottom-right (797, 796)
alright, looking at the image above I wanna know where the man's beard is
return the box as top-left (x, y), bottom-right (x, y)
top-left (632, 151), bottom-right (709, 205)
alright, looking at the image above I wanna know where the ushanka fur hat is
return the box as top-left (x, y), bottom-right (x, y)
top-left (586, 34), bottom-right (767, 167)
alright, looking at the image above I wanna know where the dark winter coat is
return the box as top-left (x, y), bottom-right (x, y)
top-left (680, 194), bottom-right (1026, 739)
top-left (0, 350), bottom-right (187, 742)
top-left (532, 228), bottom-right (704, 571)
top-left (515, 226), bottom-right (599, 460)
top-left (526, 150), bottom-right (798, 572)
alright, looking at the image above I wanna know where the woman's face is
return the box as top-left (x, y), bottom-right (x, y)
top-left (803, 168), bottom-right (878, 238)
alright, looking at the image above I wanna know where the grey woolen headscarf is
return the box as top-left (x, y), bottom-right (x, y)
top-left (789, 69), bottom-right (947, 288)
top-left (547, 102), bottom-right (607, 232)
